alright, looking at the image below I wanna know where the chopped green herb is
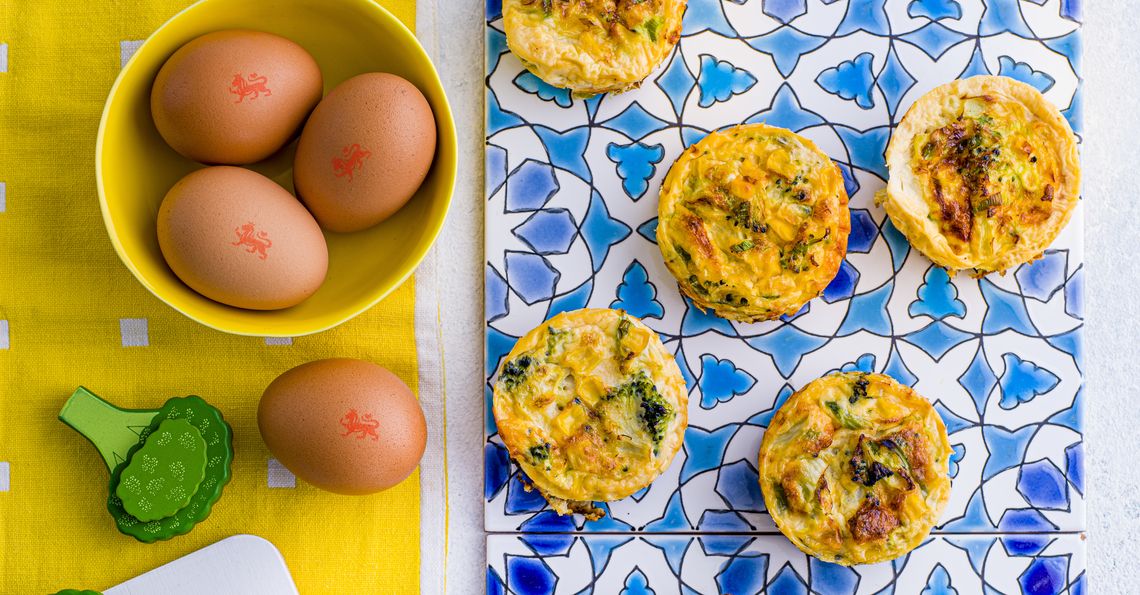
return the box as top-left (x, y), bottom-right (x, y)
top-left (779, 229), bottom-right (830, 273)
top-left (675, 245), bottom-right (692, 263)
top-left (973, 195), bottom-right (1004, 214)
top-left (643, 17), bottom-right (661, 42)
top-left (545, 327), bottom-right (566, 356)
top-left (824, 401), bottom-right (865, 430)
top-left (772, 481), bottom-right (790, 511)
top-left (731, 239), bottom-right (755, 253)
top-left (687, 275), bottom-right (709, 296)
top-left (729, 200), bottom-right (753, 229)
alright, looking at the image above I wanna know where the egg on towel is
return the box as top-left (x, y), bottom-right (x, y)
top-left (257, 358), bottom-right (427, 495)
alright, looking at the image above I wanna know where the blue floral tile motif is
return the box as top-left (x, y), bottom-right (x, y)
top-left (908, 0), bottom-right (962, 21)
top-left (698, 355), bottom-right (756, 408)
top-left (817, 52), bottom-right (877, 109)
top-left (999, 353), bottom-right (1060, 409)
top-left (612, 261), bottom-right (665, 320)
top-left (485, 0), bottom-right (1084, 564)
top-left (489, 534), bottom-right (1087, 594)
top-left (697, 55), bottom-right (757, 107)
top-left (764, 0), bottom-right (808, 24)
top-left (911, 266), bottom-right (966, 320)
top-left (607, 142), bottom-right (666, 201)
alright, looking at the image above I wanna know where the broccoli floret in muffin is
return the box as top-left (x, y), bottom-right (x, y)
top-left (499, 355), bottom-right (533, 390)
top-left (607, 372), bottom-right (675, 446)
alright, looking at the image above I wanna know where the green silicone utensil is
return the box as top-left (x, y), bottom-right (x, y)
top-left (59, 387), bottom-right (233, 543)
top-left (115, 418), bottom-right (208, 522)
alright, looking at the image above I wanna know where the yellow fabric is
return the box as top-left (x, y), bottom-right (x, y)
top-left (0, 2), bottom-right (420, 593)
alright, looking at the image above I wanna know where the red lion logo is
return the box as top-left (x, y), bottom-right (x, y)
top-left (340, 409), bottom-right (380, 441)
top-left (231, 222), bottom-right (272, 260)
top-left (332, 143), bottom-right (372, 181)
top-left (229, 73), bottom-right (271, 103)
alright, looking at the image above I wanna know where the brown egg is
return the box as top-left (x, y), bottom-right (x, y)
top-left (157, 166), bottom-right (328, 310)
top-left (151, 30), bottom-right (322, 164)
top-left (293, 73), bottom-right (436, 232)
top-left (257, 359), bottom-right (427, 495)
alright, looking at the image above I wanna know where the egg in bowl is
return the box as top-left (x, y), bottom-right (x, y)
top-left (657, 123), bottom-right (851, 322)
top-left (492, 308), bottom-right (688, 519)
top-left (502, 0), bottom-right (686, 95)
top-left (758, 372), bottom-right (952, 566)
top-left (880, 75), bottom-right (1080, 275)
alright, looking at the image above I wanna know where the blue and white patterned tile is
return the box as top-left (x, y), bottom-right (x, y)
top-left (485, 0), bottom-right (1083, 536)
top-left (487, 533), bottom-right (1087, 595)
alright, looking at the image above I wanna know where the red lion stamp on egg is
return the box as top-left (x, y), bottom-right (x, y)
top-left (340, 409), bottom-right (380, 441)
top-left (230, 73), bottom-right (271, 103)
top-left (332, 143), bottom-right (372, 181)
top-left (231, 222), bottom-right (272, 260)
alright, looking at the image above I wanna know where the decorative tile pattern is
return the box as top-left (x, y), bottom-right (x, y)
top-left (488, 533), bottom-right (1087, 595)
top-left (486, 0), bottom-right (1084, 589)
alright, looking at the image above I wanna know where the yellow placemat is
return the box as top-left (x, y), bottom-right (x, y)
top-left (0, 1), bottom-right (420, 592)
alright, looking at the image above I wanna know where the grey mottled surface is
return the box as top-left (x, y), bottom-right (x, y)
top-left (425, 2), bottom-right (1140, 592)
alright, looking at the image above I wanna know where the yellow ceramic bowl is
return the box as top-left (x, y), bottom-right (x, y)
top-left (97, 0), bottom-right (456, 336)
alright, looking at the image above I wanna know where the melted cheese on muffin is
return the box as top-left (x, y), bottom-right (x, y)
top-left (758, 373), bottom-right (952, 565)
top-left (657, 124), bottom-right (850, 322)
top-left (881, 75), bottom-right (1080, 275)
top-left (503, 0), bottom-right (686, 95)
top-left (492, 308), bottom-right (688, 518)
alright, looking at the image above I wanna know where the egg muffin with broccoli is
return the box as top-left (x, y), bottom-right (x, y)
top-left (880, 75), bottom-right (1080, 275)
top-left (758, 372), bottom-right (952, 565)
top-left (502, 0), bottom-right (686, 95)
top-left (657, 123), bottom-right (850, 322)
top-left (492, 308), bottom-right (688, 519)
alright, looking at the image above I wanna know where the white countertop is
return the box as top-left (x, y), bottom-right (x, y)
top-left (420, 1), bottom-right (1140, 591)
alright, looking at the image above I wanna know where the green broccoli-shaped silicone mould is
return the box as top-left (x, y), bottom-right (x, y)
top-left (59, 387), bottom-right (233, 543)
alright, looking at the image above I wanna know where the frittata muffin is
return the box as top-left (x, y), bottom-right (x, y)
top-left (492, 308), bottom-right (688, 519)
top-left (758, 372), bottom-right (952, 566)
top-left (502, 0), bottom-right (686, 95)
top-left (657, 123), bottom-right (851, 322)
top-left (880, 75), bottom-right (1081, 275)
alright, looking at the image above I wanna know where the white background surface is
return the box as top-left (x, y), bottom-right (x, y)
top-left (417, 1), bottom-right (1140, 592)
